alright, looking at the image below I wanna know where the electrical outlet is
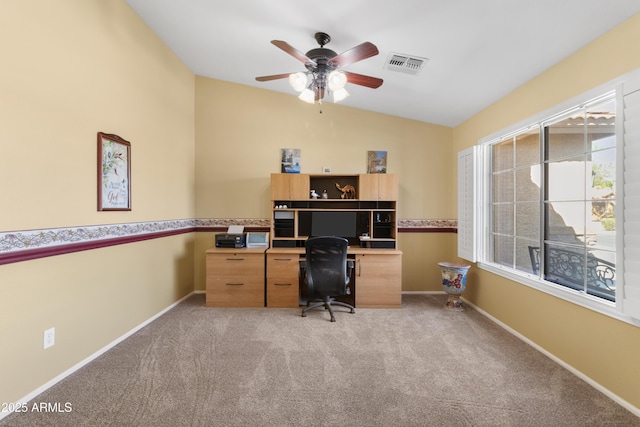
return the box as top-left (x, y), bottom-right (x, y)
top-left (43, 327), bottom-right (55, 349)
top-left (322, 166), bottom-right (331, 174)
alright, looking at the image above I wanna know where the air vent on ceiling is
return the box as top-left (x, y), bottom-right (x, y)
top-left (384, 53), bottom-right (428, 75)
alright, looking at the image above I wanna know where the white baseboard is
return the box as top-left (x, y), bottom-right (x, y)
top-left (462, 297), bottom-right (640, 418)
top-left (0, 291), bottom-right (196, 421)
top-left (401, 290), bottom-right (445, 295)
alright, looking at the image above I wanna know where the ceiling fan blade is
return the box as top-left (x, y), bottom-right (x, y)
top-left (329, 42), bottom-right (379, 68)
top-left (255, 73), bottom-right (294, 82)
top-left (271, 40), bottom-right (316, 66)
top-left (343, 71), bottom-right (383, 89)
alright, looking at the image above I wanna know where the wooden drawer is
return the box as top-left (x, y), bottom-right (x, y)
top-left (206, 276), bottom-right (264, 307)
top-left (266, 254), bottom-right (299, 277)
top-left (266, 254), bottom-right (300, 307)
top-left (266, 278), bottom-right (299, 308)
top-left (206, 251), bottom-right (265, 307)
top-left (207, 253), bottom-right (264, 277)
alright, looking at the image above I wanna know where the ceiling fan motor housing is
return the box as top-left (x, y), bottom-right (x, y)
top-left (306, 32), bottom-right (338, 73)
top-left (304, 48), bottom-right (337, 73)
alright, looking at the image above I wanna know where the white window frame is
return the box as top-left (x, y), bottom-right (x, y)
top-left (471, 70), bottom-right (640, 326)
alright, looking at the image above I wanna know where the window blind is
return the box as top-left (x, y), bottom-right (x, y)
top-left (458, 146), bottom-right (477, 262)
top-left (623, 81), bottom-right (640, 320)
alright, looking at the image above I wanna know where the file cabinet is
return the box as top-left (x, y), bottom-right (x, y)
top-left (205, 248), bottom-right (266, 307)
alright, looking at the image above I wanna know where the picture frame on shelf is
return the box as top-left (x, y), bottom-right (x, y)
top-left (367, 150), bottom-right (387, 173)
top-left (281, 148), bottom-right (301, 173)
top-left (97, 132), bottom-right (131, 211)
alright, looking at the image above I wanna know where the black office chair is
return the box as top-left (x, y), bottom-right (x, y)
top-left (301, 236), bottom-right (355, 322)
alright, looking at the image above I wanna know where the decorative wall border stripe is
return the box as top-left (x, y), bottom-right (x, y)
top-left (398, 219), bottom-right (457, 233)
top-left (0, 220), bottom-right (195, 265)
top-left (0, 229), bottom-right (194, 265)
top-left (0, 218), bottom-right (457, 265)
top-left (196, 218), bottom-right (271, 229)
top-left (398, 227), bottom-right (457, 233)
top-left (0, 220), bottom-right (195, 253)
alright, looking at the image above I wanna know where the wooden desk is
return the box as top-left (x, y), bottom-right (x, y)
top-left (266, 247), bottom-right (403, 309)
top-left (205, 247), bottom-right (402, 309)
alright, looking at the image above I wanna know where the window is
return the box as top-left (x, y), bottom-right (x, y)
top-left (542, 98), bottom-right (616, 301)
top-left (486, 93), bottom-right (617, 304)
top-left (460, 69), bottom-right (640, 323)
top-left (490, 127), bottom-right (541, 275)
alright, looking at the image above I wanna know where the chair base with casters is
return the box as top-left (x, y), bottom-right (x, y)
top-left (302, 296), bottom-right (355, 322)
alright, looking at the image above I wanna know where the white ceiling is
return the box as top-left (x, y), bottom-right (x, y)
top-left (125, 0), bottom-right (640, 127)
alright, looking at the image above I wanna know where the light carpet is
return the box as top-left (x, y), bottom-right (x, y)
top-left (2, 293), bottom-right (638, 426)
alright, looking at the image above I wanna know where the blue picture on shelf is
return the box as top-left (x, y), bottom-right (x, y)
top-left (281, 148), bottom-right (301, 173)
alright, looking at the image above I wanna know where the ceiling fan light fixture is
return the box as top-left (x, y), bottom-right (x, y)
top-left (333, 88), bottom-right (349, 103)
top-left (256, 32), bottom-right (383, 107)
top-left (298, 88), bottom-right (316, 103)
top-left (288, 72), bottom-right (307, 92)
top-left (327, 70), bottom-right (347, 91)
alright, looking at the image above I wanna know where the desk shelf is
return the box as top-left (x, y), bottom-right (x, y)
top-left (270, 173), bottom-right (398, 249)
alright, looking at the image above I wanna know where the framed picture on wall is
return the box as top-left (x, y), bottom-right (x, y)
top-left (97, 132), bottom-right (131, 211)
top-left (281, 148), bottom-right (301, 173)
top-left (367, 150), bottom-right (387, 173)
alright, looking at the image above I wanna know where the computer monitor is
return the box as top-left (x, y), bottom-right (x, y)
top-left (311, 211), bottom-right (357, 238)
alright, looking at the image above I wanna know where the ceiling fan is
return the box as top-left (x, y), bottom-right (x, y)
top-left (255, 32), bottom-right (383, 104)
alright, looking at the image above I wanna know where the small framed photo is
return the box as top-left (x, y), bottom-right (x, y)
top-left (98, 132), bottom-right (131, 211)
top-left (367, 150), bottom-right (387, 173)
top-left (281, 148), bottom-right (301, 173)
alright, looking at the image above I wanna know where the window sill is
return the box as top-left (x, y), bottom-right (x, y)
top-left (477, 262), bottom-right (640, 327)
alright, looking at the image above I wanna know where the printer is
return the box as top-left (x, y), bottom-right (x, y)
top-left (215, 233), bottom-right (246, 248)
top-left (215, 225), bottom-right (246, 248)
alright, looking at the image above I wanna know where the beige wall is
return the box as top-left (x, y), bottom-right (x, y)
top-left (453, 13), bottom-right (640, 409)
top-left (0, 1), bottom-right (195, 404)
top-left (399, 233), bottom-right (456, 292)
top-left (195, 77), bottom-right (454, 219)
top-left (2, 1), bottom-right (196, 229)
top-left (0, 235), bottom-right (194, 402)
top-left (193, 77), bottom-right (454, 291)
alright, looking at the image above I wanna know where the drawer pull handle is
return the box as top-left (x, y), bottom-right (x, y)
top-left (274, 258), bottom-right (293, 261)
top-left (226, 258), bottom-right (244, 261)
top-left (226, 283), bottom-right (244, 286)
top-left (274, 283), bottom-right (292, 287)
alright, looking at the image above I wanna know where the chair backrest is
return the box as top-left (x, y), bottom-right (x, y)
top-left (304, 236), bottom-right (349, 297)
